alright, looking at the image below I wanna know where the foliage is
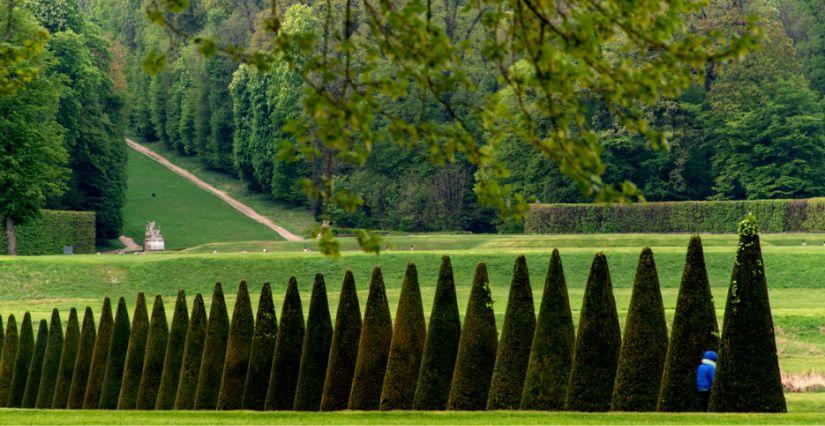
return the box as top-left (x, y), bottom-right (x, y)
top-left (320, 271), bottom-right (362, 411)
top-left (99, 297), bottom-right (131, 409)
top-left (156, 290), bottom-right (188, 410)
top-left (217, 281), bottom-right (254, 410)
top-left (194, 283), bottom-right (230, 409)
top-left (174, 293), bottom-right (206, 410)
top-left (8, 313), bottom-right (34, 408)
top-left (83, 298), bottom-right (113, 409)
top-left (265, 277), bottom-right (305, 411)
top-left (136, 295), bottom-right (169, 409)
top-left (51, 308), bottom-right (79, 408)
top-left (293, 274), bottom-right (332, 411)
top-left (349, 268), bottom-right (392, 411)
top-left (66, 307), bottom-right (95, 409)
top-left (0, 210), bottom-right (95, 255)
top-left (0, 315), bottom-right (18, 406)
top-left (116, 294), bottom-right (148, 409)
top-left (242, 283), bottom-right (277, 410)
top-left (34, 309), bottom-right (63, 408)
top-left (21, 320), bottom-right (48, 408)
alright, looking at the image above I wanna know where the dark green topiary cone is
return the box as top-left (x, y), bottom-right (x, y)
top-left (36, 309), bottom-right (64, 408)
top-left (293, 274), bottom-right (333, 411)
top-left (447, 262), bottom-right (498, 411)
top-left (136, 295), bottom-right (169, 409)
top-left (612, 248), bottom-right (669, 411)
top-left (52, 308), bottom-right (79, 408)
top-left (265, 277), bottom-right (305, 410)
top-left (194, 283), bottom-right (230, 410)
top-left (99, 297), bottom-right (132, 409)
top-left (709, 215), bottom-right (786, 413)
top-left (156, 290), bottom-right (188, 410)
top-left (174, 293), bottom-right (207, 410)
top-left (320, 270), bottom-right (362, 411)
top-left (242, 283), bottom-right (278, 410)
top-left (8, 313), bottom-right (34, 408)
top-left (218, 282), bottom-right (255, 410)
top-left (0, 315), bottom-right (18, 406)
top-left (84, 298), bottom-right (114, 409)
top-left (380, 263), bottom-right (426, 411)
top-left (116, 294), bottom-right (147, 410)
top-left (349, 267), bottom-right (393, 410)
top-left (565, 253), bottom-right (621, 412)
top-left (521, 250), bottom-right (575, 410)
top-left (67, 307), bottom-right (96, 409)
top-left (488, 255), bottom-right (536, 410)
top-left (21, 319), bottom-right (48, 408)
top-left (414, 256), bottom-right (461, 410)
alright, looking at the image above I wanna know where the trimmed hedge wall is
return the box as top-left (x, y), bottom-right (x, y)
top-left (0, 210), bottom-right (95, 255)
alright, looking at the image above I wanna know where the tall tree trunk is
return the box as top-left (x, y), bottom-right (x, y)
top-left (6, 217), bottom-right (16, 256)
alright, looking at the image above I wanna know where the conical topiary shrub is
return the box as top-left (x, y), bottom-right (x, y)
top-left (67, 307), bottom-right (96, 409)
top-left (414, 256), bottom-right (461, 410)
top-left (242, 283), bottom-right (278, 410)
top-left (194, 283), bottom-right (230, 410)
top-left (320, 270), bottom-right (362, 411)
top-left (52, 308), bottom-right (80, 408)
top-left (0, 315), bottom-right (18, 406)
top-left (218, 282), bottom-right (255, 410)
top-left (349, 267), bottom-right (393, 410)
top-left (709, 215), bottom-right (786, 413)
top-left (36, 309), bottom-right (64, 408)
top-left (447, 262), bottom-right (498, 411)
top-left (117, 294), bottom-right (148, 409)
top-left (265, 277), bottom-right (305, 410)
top-left (21, 319), bottom-right (48, 408)
top-left (84, 298), bottom-right (115, 409)
top-left (156, 290), bottom-right (188, 410)
top-left (565, 253), bottom-right (621, 412)
top-left (136, 295), bottom-right (169, 409)
top-left (8, 313), bottom-right (34, 408)
top-left (99, 297), bottom-right (132, 409)
top-left (380, 263), bottom-right (426, 411)
top-left (658, 235), bottom-right (719, 412)
top-left (174, 293), bottom-right (207, 410)
top-left (521, 249), bottom-right (575, 410)
top-left (612, 248), bottom-right (668, 411)
top-left (293, 274), bottom-right (333, 411)
top-left (488, 255), bottom-right (536, 410)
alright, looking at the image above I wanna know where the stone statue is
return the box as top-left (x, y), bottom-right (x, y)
top-left (145, 221), bottom-right (162, 239)
top-left (144, 221), bottom-right (165, 252)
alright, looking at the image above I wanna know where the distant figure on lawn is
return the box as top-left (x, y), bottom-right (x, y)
top-left (696, 350), bottom-right (717, 411)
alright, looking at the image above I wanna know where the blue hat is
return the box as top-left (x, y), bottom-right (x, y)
top-left (704, 350), bottom-right (718, 361)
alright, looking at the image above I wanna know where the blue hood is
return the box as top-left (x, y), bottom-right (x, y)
top-left (704, 351), bottom-right (718, 361)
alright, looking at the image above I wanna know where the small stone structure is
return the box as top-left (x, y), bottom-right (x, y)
top-left (144, 221), bottom-right (165, 252)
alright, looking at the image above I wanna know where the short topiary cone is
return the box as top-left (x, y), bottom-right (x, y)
top-left (83, 298), bottom-right (114, 409)
top-left (709, 214), bottom-right (786, 413)
top-left (242, 282), bottom-right (278, 410)
top-left (320, 270), bottom-right (362, 411)
top-left (349, 267), bottom-right (393, 410)
top-left (117, 294), bottom-right (148, 409)
top-left (657, 235), bottom-right (718, 412)
top-left (136, 295), bottom-right (169, 409)
top-left (67, 307), bottom-right (96, 409)
top-left (218, 281), bottom-right (255, 410)
top-left (447, 262), bottom-right (498, 411)
top-left (155, 290), bottom-right (188, 410)
top-left (565, 252), bottom-right (621, 412)
top-left (194, 283), bottom-right (230, 409)
top-left (35, 309), bottom-right (64, 408)
top-left (99, 297), bottom-right (132, 409)
top-left (174, 293), bottom-right (207, 410)
top-left (52, 308), bottom-right (80, 408)
top-left (293, 274), bottom-right (333, 411)
top-left (380, 262), bottom-right (426, 411)
top-left (611, 248), bottom-right (668, 412)
top-left (521, 250), bottom-right (575, 410)
top-left (488, 255), bottom-right (536, 410)
top-left (21, 319), bottom-right (48, 408)
top-left (413, 256), bottom-right (461, 410)
top-left (0, 315), bottom-right (18, 406)
top-left (265, 277), bottom-right (305, 410)
top-left (8, 313), bottom-right (34, 408)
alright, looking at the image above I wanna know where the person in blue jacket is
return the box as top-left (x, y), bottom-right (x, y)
top-left (696, 350), bottom-right (717, 411)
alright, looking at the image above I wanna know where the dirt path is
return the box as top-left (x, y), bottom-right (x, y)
top-left (119, 235), bottom-right (142, 252)
top-left (126, 139), bottom-right (304, 242)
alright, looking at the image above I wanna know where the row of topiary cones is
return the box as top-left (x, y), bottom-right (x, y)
top-left (0, 216), bottom-right (785, 412)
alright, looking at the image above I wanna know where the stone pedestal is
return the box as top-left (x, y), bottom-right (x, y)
top-left (144, 238), bottom-right (165, 252)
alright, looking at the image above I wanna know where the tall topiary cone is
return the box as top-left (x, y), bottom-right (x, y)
top-left (99, 297), bottom-right (132, 409)
top-left (349, 267), bottom-right (393, 410)
top-left (709, 214), bottom-right (786, 412)
top-left (521, 250), bottom-right (575, 410)
top-left (611, 248), bottom-right (668, 411)
top-left (447, 262), bottom-right (498, 411)
top-left (293, 274), bottom-right (333, 411)
top-left (8, 313), bottom-right (34, 408)
top-left (156, 290), bottom-right (188, 410)
top-left (658, 235), bottom-right (718, 412)
top-left (565, 253), bottom-right (621, 412)
top-left (52, 308), bottom-right (80, 408)
top-left (487, 255), bottom-right (536, 410)
top-left (320, 270), bottom-right (362, 411)
top-left (21, 319), bottom-right (48, 408)
top-left (218, 281), bottom-right (255, 410)
top-left (174, 293), bottom-right (207, 410)
top-left (136, 295), bottom-right (169, 409)
top-left (117, 294), bottom-right (148, 409)
top-left (242, 282), bottom-right (278, 410)
top-left (0, 315), bottom-right (18, 406)
top-left (84, 298), bottom-right (114, 409)
top-left (414, 256), bottom-right (461, 410)
top-left (194, 283), bottom-right (230, 410)
top-left (265, 277), bottom-right (305, 410)
top-left (380, 262), bottom-right (426, 411)
top-left (67, 307), bottom-right (96, 409)
top-left (36, 309), bottom-right (64, 408)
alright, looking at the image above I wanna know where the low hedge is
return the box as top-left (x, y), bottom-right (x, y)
top-left (0, 210), bottom-right (96, 255)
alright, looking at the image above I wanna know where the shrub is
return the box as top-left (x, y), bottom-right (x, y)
top-left (521, 250), bottom-right (575, 410)
top-left (52, 308), bottom-right (80, 408)
top-left (242, 283), bottom-right (278, 410)
top-left (155, 290), bottom-right (188, 410)
top-left (218, 282), bottom-right (255, 410)
top-left (612, 248), bottom-right (668, 411)
top-left (99, 297), bottom-right (132, 409)
top-left (266, 277), bottom-right (306, 410)
top-left (565, 253), bottom-right (621, 412)
top-left (8, 313), bottom-right (34, 408)
top-left (488, 255), bottom-right (536, 410)
top-left (36, 310), bottom-right (64, 409)
top-left (136, 295), bottom-right (169, 409)
top-left (83, 298), bottom-right (114, 409)
top-left (117, 294), bottom-right (148, 409)
top-left (0, 315), bottom-right (18, 406)
top-left (293, 274), bottom-right (333, 411)
top-left (658, 236), bottom-right (718, 412)
top-left (320, 271), bottom-right (362, 411)
top-left (447, 263), bottom-right (498, 411)
top-left (174, 293), bottom-right (207, 410)
top-left (194, 283), bottom-right (230, 410)
top-left (349, 267), bottom-right (393, 410)
top-left (68, 307), bottom-right (96, 409)
top-left (0, 210), bottom-right (95, 255)
top-left (21, 320), bottom-right (48, 408)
